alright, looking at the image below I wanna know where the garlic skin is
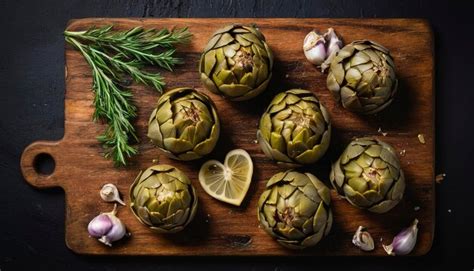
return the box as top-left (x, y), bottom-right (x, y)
top-left (87, 204), bottom-right (127, 247)
top-left (320, 28), bottom-right (343, 72)
top-left (100, 183), bottom-right (125, 205)
top-left (303, 28), bottom-right (343, 72)
top-left (383, 219), bottom-right (419, 256)
top-left (352, 226), bottom-right (375, 251)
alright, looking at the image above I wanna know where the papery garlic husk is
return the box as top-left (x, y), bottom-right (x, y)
top-left (303, 28), bottom-right (342, 72)
top-left (325, 28), bottom-right (342, 57)
top-left (383, 219), bottom-right (419, 256)
top-left (87, 204), bottom-right (128, 247)
top-left (100, 183), bottom-right (125, 205)
top-left (352, 226), bottom-right (375, 251)
top-left (320, 28), bottom-right (343, 72)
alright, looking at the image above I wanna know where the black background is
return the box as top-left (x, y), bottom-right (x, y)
top-left (1, 0), bottom-right (473, 270)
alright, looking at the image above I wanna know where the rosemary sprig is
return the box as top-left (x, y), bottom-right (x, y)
top-left (64, 26), bottom-right (191, 70)
top-left (64, 26), bottom-right (191, 166)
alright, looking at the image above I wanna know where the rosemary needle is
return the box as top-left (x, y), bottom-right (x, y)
top-left (64, 26), bottom-right (191, 166)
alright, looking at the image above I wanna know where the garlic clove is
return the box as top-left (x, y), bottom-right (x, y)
top-left (352, 226), bottom-right (375, 251)
top-left (103, 211), bottom-right (127, 243)
top-left (88, 213), bottom-right (113, 238)
top-left (383, 219), bottom-right (419, 256)
top-left (303, 31), bottom-right (324, 51)
top-left (303, 31), bottom-right (327, 65)
top-left (100, 183), bottom-right (125, 205)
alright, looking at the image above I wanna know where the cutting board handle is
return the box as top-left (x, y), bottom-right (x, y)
top-left (21, 140), bottom-right (62, 189)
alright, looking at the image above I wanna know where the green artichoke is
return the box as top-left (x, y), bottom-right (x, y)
top-left (330, 137), bottom-right (405, 213)
top-left (326, 40), bottom-right (398, 114)
top-left (199, 24), bottom-right (273, 101)
top-left (129, 164), bottom-right (198, 233)
top-left (147, 87), bottom-right (220, 161)
top-left (257, 89), bottom-right (331, 167)
top-left (257, 170), bottom-right (333, 249)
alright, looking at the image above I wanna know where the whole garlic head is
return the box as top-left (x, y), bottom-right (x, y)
top-left (303, 28), bottom-right (343, 72)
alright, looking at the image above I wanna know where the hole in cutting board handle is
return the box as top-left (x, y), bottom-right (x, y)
top-left (33, 153), bottom-right (56, 176)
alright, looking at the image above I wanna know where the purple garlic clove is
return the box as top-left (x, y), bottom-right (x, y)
top-left (383, 219), bottom-right (419, 256)
top-left (88, 213), bottom-right (113, 238)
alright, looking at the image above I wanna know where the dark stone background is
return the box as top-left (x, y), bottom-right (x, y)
top-left (0, 0), bottom-right (473, 270)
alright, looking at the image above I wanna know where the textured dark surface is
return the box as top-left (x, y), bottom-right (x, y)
top-left (0, 0), bottom-right (473, 270)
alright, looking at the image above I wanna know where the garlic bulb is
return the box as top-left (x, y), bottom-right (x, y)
top-left (87, 204), bottom-right (128, 247)
top-left (100, 183), bottom-right (125, 205)
top-left (303, 28), bottom-right (342, 72)
top-left (352, 226), bottom-right (375, 251)
top-left (383, 219), bottom-right (419, 256)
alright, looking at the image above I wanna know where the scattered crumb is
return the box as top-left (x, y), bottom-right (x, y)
top-left (436, 173), bottom-right (446, 184)
top-left (285, 74), bottom-right (289, 78)
top-left (418, 134), bottom-right (426, 144)
top-left (414, 206), bottom-right (421, 212)
top-left (207, 214), bottom-right (211, 218)
top-left (400, 149), bottom-right (406, 157)
top-left (378, 127), bottom-right (388, 136)
top-left (448, 209), bottom-right (452, 213)
top-left (205, 219), bottom-right (209, 223)
top-left (258, 224), bottom-right (262, 229)
top-left (379, 237), bottom-right (383, 242)
top-left (152, 159), bottom-right (159, 163)
top-left (253, 139), bottom-right (258, 144)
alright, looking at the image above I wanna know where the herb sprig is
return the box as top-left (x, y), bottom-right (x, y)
top-left (64, 26), bottom-right (191, 166)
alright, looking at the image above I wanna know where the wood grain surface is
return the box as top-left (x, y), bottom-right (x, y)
top-left (20, 18), bottom-right (434, 256)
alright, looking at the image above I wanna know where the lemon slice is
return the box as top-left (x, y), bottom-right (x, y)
top-left (199, 149), bottom-right (253, 206)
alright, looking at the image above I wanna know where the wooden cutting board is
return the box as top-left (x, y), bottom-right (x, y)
top-left (20, 18), bottom-right (434, 256)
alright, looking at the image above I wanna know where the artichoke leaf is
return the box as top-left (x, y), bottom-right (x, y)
top-left (214, 33), bottom-right (235, 48)
top-left (218, 84), bottom-right (252, 97)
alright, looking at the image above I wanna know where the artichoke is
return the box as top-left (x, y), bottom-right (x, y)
top-left (199, 24), bottom-right (273, 101)
top-left (147, 87), bottom-right (220, 161)
top-left (129, 164), bottom-right (198, 233)
top-left (330, 137), bottom-right (405, 213)
top-left (326, 40), bottom-right (398, 114)
top-left (257, 89), bottom-right (331, 167)
top-left (257, 170), bottom-right (333, 249)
